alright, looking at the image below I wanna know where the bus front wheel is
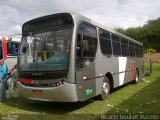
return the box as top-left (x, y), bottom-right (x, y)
top-left (100, 77), bottom-right (110, 100)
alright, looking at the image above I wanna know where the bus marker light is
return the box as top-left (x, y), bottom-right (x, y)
top-left (100, 74), bottom-right (103, 77)
top-left (83, 76), bottom-right (90, 80)
top-left (32, 90), bottom-right (43, 95)
top-left (78, 85), bottom-right (83, 90)
top-left (83, 76), bottom-right (87, 80)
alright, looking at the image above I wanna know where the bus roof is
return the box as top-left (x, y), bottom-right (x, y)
top-left (69, 12), bottom-right (143, 45)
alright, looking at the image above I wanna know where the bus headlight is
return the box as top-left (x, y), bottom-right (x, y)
top-left (49, 79), bottom-right (64, 87)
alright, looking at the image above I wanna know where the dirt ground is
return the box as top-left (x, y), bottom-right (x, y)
top-left (144, 53), bottom-right (160, 64)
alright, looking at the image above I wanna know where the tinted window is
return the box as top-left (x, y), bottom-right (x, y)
top-left (135, 48), bottom-right (140, 57)
top-left (139, 45), bottom-right (143, 57)
top-left (99, 29), bottom-right (112, 55)
top-left (135, 43), bottom-right (140, 57)
top-left (135, 43), bottom-right (140, 48)
top-left (129, 46), bottom-right (135, 57)
top-left (134, 44), bottom-right (144, 57)
top-left (121, 44), bottom-right (129, 56)
top-left (129, 41), bottom-right (135, 57)
top-left (23, 13), bottom-right (74, 36)
top-left (112, 34), bottom-right (120, 42)
top-left (121, 38), bottom-right (129, 56)
top-left (112, 34), bottom-right (121, 56)
top-left (121, 38), bottom-right (128, 45)
top-left (83, 35), bottom-right (97, 57)
top-left (140, 48), bottom-right (143, 57)
top-left (76, 23), bottom-right (97, 69)
top-left (78, 23), bottom-right (97, 38)
top-left (113, 42), bottom-right (121, 55)
top-left (99, 30), bottom-right (110, 39)
top-left (129, 41), bottom-right (134, 47)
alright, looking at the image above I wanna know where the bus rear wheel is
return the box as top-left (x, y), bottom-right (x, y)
top-left (133, 70), bottom-right (139, 84)
top-left (100, 77), bottom-right (110, 100)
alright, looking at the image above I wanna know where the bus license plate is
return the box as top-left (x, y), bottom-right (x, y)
top-left (32, 90), bottom-right (43, 95)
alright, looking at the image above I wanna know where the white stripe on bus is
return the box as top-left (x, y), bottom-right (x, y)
top-left (119, 57), bottom-right (127, 85)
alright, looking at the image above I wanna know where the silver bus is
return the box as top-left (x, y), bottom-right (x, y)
top-left (0, 36), bottom-right (20, 70)
top-left (17, 13), bottom-right (143, 102)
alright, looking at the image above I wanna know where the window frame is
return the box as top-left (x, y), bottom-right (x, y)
top-left (121, 37), bottom-right (129, 57)
top-left (129, 41), bottom-right (135, 57)
top-left (76, 22), bottom-right (98, 70)
top-left (99, 28), bottom-right (112, 55)
top-left (111, 34), bottom-right (121, 56)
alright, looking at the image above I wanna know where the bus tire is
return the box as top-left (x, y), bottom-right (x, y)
top-left (133, 70), bottom-right (139, 84)
top-left (100, 76), bottom-right (110, 100)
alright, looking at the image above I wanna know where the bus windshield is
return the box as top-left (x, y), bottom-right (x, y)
top-left (19, 28), bottom-right (72, 72)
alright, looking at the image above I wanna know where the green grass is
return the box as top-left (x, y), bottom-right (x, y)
top-left (0, 64), bottom-right (160, 120)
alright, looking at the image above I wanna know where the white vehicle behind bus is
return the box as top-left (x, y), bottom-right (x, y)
top-left (0, 36), bottom-right (20, 70)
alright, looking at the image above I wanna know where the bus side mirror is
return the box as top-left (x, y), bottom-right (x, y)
top-left (22, 44), bottom-right (29, 53)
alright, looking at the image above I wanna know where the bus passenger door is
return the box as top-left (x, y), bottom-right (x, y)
top-left (75, 23), bottom-right (98, 101)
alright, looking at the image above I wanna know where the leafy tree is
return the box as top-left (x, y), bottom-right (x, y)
top-left (145, 48), bottom-right (156, 56)
top-left (115, 18), bottom-right (160, 52)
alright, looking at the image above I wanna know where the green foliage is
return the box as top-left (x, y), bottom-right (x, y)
top-left (145, 48), bottom-right (156, 56)
top-left (115, 18), bottom-right (160, 52)
top-left (0, 64), bottom-right (160, 119)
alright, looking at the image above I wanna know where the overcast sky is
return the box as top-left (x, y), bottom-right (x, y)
top-left (0, 0), bottom-right (160, 36)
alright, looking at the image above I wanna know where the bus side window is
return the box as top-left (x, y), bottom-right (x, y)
top-left (82, 39), bottom-right (88, 57)
top-left (112, 34), bottom-right (121, 56)
top-left (99, 29), bottom-right (112, 55)
top-left (129, 41), bottom-right (135, 57)
top-left (76, 33), bottom-right (97, 69)
top-left (76, 34), bottom-right (90, 58)
top-left (121, 38), bottom-right (129, 56)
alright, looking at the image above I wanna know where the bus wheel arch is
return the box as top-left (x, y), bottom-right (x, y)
top-left (100, 72), bottom-right (113, 100)
top-left (105, 72), bottom-right (114, 89)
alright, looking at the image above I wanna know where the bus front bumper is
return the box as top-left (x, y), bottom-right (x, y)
top-left (17, 81), bottom-right (78, 102)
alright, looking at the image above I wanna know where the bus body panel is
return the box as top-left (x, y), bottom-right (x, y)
top-left (71, 15), bottom-right (142, 100)
top-left (76, 61), bottom-right (96, 101)
top-left (95, 55), bottom-right (143, 96)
